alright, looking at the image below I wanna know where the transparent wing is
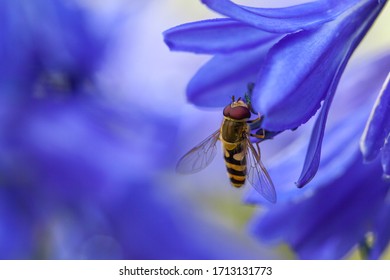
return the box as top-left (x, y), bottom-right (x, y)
top-left (176, 129), bottom-right (220, 174)
top-left (245, 138), bottom-right (277, 203)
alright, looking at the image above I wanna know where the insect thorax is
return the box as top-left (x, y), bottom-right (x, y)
top-left (220, 118), bottom-right (249, 143)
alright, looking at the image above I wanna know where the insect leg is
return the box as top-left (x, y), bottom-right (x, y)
top-left (250, 128), bottom-right (266, 139)
top-left (248, 115), bottom-right (264, 135)
top-left (247, 113), bottom-right (262, 124)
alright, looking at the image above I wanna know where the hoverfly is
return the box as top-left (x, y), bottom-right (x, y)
top-left (176, 90), bottom-right (277, 203)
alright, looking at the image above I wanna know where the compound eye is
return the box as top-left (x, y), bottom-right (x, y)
top-left (230, 106), bottom-right (251, 120)
top-left (223, 104), bottom-right (231, 117)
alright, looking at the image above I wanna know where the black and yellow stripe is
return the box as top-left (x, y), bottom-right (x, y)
top-left (223, 142), bottom-right (247, 188)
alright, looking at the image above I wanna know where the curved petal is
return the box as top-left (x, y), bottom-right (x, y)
top-left (296, 44), bottom-right (388, 188)
top-left (201, 0), bottom-right (357, 33)
top-left (245, 52), bottom-right (390, 202)
top-left (381, 135), bottom-right (390, 179)
top-left (163, 18), bottom-right (278, 54)
top-left (186, 40), bottom-right (281, 107)
top-left (253, 0), bottom-right (386, 131)
top-left (245, 105), bottom-right (368, 204)
top-left (360, 72), bottom-right (390, 162)
top-left (295, 94), bottom-right (332, 187)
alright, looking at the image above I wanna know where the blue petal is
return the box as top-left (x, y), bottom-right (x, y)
top-left (360, 72), bottom-right (390, 162)
top-left (163, 18), bottom-right (278, 54)
top-left (381, 135), bottom-right (390, 179)
top-left (187, 40), bottom-right (281, 106)
top-left (297, 54), bottom-right (389, 188)
top-left (296, 105), bottom-right (368, 189)
top-left (249, 154), bottom-right (388, 259)
top-left (253, 0), bottom-right (386, 131)
top-left (201, 0), bottom-right (357, 33)
top-left (295, 97), bottom-right (331, 188)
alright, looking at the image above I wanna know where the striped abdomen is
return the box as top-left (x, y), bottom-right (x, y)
top-left (223, 141), bottom-right (247, 187)
top-left (220, 116), bottom-right (249, 188)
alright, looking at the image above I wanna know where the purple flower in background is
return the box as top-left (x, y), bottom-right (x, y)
top-left (163, 0), bottom-right (388, 187)
top-left (0, 0), bottom-right (272, 260)
top-left (0, 0), bottom-right (112, 98)
top-left (1, 95), bottom-right (265, 259)
top-left (246, 53), bottom-right (390, 259)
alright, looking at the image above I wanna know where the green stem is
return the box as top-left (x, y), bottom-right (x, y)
top-left (358, 236), bottom-right (372, 260)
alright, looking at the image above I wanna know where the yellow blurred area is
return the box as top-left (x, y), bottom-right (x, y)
top-left (357, 2), bottom-right (390, 55)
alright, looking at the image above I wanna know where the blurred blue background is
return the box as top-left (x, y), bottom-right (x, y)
top-left (0, 0), bottom-right (389, 259)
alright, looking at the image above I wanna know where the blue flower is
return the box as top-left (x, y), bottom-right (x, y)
top-left (246, 53), bottom-right (390, 259)
top-left (0, 0), bottom-right (275, 259)
top-left (0, 0), bottom-right (110, 97)
top-left (1, 93), bottom-right (269, 259)
top-left (163, 0), bottom-right (388, 187)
